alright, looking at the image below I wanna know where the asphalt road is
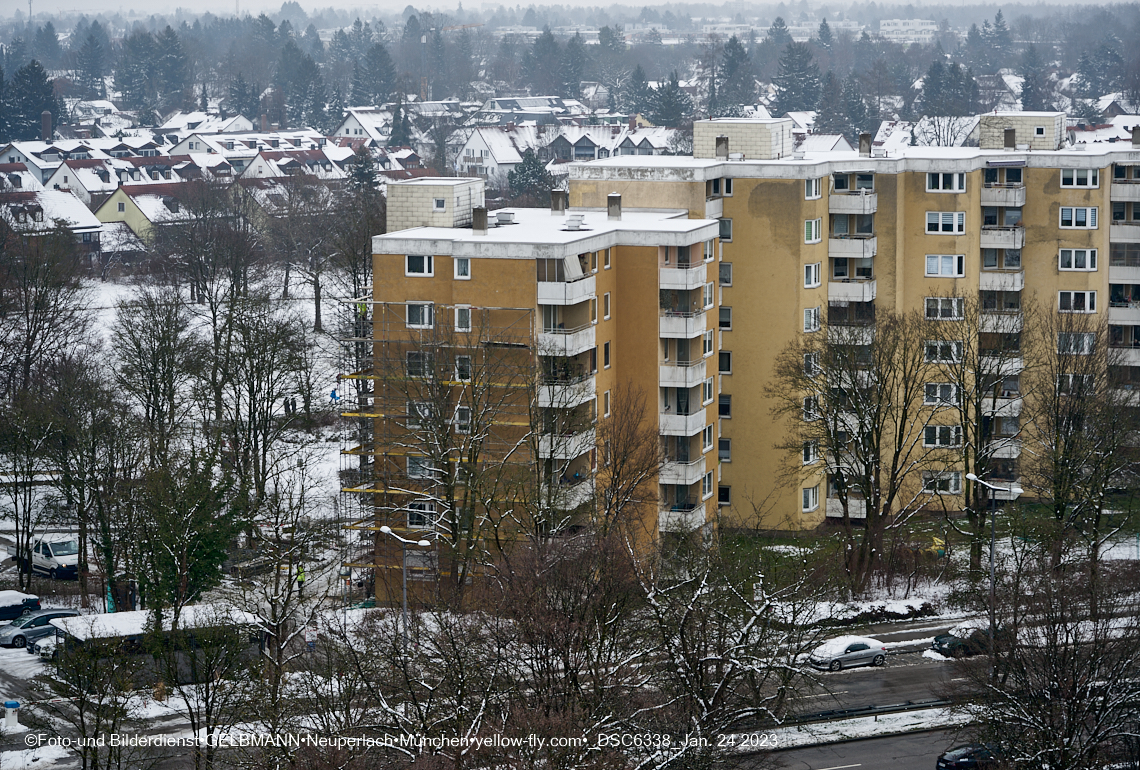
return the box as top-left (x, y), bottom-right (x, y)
top-left (753, 728), bottom-right (964, 770)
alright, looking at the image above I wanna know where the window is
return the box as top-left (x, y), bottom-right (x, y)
top-left (802, 484), bottom-right (820, 512)
top-left (117, 201), bottom-right (125, 212)
top-left (703, 425), bottom-right (714, 451)
top-left (702, 471), bottom-right (715, 499)
top-left (719, 351), bottom-right (732, 374)
top-left (718, 438), bottom-right (731, 462)
top-left (802, 441), bottom-right (818, 464)
top-left (720, 262), bottom-right (733, 285)
top-left (455, 355), bottom-right (472, 381)
top-left (1058, 373), bottom-right (1093, 395)
top-left (407, 456), bottom-right (436, 479)
top-left (1058, 332), bottom-right (1096, 354)
top-left (719, 218), bottom-right (732, 241)
top-left (926, 212), bottom-right (966, 233)
top-left (1061, 169), bottom-right (1099, 188)
top-left (703, 282), bottom-right (714, 309)
top-left (433, 197), bottom-right (446, 210)
top-left (406, 351), bottom-right (433, 378)
top-left (925, 340), bottom-right (963, 363)
top-left (407, 303), bottom-right (433, 328)
top-left (804, 307), bottom-right (821, 332)
top-left (407, 501), bottom-right (435, 528)
top-left (454, 257), bottom-right (471, 279)
top-left (803, 352), bottom-right (819, 377)
top-left (603, 389), bottom-right (611, 417)
top-left (604, 248), bottom-right (611, 269)
top-left (804, 262), bottom-right (821, 288)
top-left (803, 395), bottom-right (820, 421)
top-left (1059, 249), bottom-right (1097, 271)
top-left (723, 178), bottom-right (733, 195)
top-left (406, 401), bottom-right (431, 428)
top-left (719, 394), bottom-right (731, 417)
top-left (591, 251), bottom-right (598, 271)
top-left (1059, 291), bottom-right (1097, 313)
top-left (603, 341), bottom-right (611, 368)
top-left (924, 425), bottom-right (962, 447)
top-left (719, 307), bottom-right (732, 330)
top-left (454, 406), bottom-right (472, 434)
top-left (1035, 126), bottom-right (1045, 136)
top-left (406, 255), bottom-right (434, 275)
top-left (805, 177), bottom-right (822, 199)
top-left (591, 298), bottom-right (598, 323)
top-left (925, 297), bottom-right (964, 320)
top-left (927, 172), bottom-right (966, 192)
top-left (455, 305), bottom-right (472, 331)
top-left (926, 254), bottom-right (965, 277)
top-left (703, 331), bottom-right (714, 356)
top-left (1060, 207), bottom-right (1098, 229)
top-left (925, 383), bottom-right (957, 405)
top-left (922, 471), bottom-right (961, 494)
top-left (805, 218), bottom-right (822, 244)
top-left (702, 378), bottom-right (714, 404)
top-left (718, 486), bottom-right (731, 505)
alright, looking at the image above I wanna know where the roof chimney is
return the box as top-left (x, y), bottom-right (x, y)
top-left (1132, 126), bottom-right (1140, 148)
top-left (715, 135), bottom-right (729, 159)
top-left (41, 110), bottom-right (52, 142)
top-left (1004, 128), bottom-right (1016, 149)
top-left (607, 192), bottom-right (621, 221)
top-left (472, 206), bottom-right (488, 235)
top-left (551, 189), bottom-right (568, 215)
top-left (858, 133), bottom-right (872, 157)
top-left (260, 114), bottom-right (269, 133)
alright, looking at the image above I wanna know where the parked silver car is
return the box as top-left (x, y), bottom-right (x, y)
top-left (0, 609), bottom-right (78, 648)
top-left (808, 635), bottom-right (888, 671)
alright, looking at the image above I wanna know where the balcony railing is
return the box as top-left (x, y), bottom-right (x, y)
top-left (828, 190), bottom-right (878, 215)
top-left (659, 308), bottom-right (707, 338)
top-left (980, 225), bottom-right (1025, 249)
top-left (980, 183), bottom-right (1026, 207)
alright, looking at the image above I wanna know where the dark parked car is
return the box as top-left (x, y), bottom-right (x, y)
top-left (0, 590), bottom-right (40, 621)
top-left (0, 609), bottom-right (79, 648)
top-left (936, 743), bottom-right (999, 769)
top-left (933, 621), bottom-right (1012, 658)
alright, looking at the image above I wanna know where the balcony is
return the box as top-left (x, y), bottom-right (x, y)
top-left (989, 479), bottom-right (1023, 501)
top-left (538, 323), bottom-right (596, 357)
top-left (979, 270), bottom-right (1024, 292)
top-left (826, 497), bottom-right (867, 519)
top-left (1109, 303), bottom-right (1140, 324)
top-left (704, 197), bottom-right (723, 219)
top-left (659, 309), bottom-right (707, 339)
top-left (980, 226), bottom-right (1025, 250)
top-left (980, 355), bottom-right (1024, 374)
top-left (538, 428), bottom-right (596, 460)
top-left (828, 325), bottom-right (875, 345)
top-left (828, 278), bottom-right (877, 303)
top-left (659, 410), bottom-right (706, 436)
top-left (1110, 346), bottom-right (1140, 366)
top-left (980, 183), bottom-right (1026, 207)
top-left (980, 311), bottom-right (1023, 333)
top-left (659, 359), bottom-right (707, 388)
top-left (537, 274), bottom-right (595, 306)
top-left (1111, 222), bottom-right (1140, 242)
top-left (660, 262), bottom-right (707, 291)
top-left (982, 396), bottom-right (1022, 416)
top-left (543, 478), bottom-right (595, 510)
top-left (828, 234), bottom-right (877, 258)
top-left (987, 437), bottom-right (1021, 459)
top-left (1110, 264), bottom-right (1140, 282)
top-left (828, 190), bottom-right (878, 215)
top-left (1111, 180), bottom-right (1140, 202)
top-left (659, 503), bottom-right (707, 532)
top-left (660, 456), bottom-right (706, 486)
top-left (538, 375), bottom-right (596, 408)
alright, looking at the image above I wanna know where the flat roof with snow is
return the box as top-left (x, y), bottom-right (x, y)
top-left (50, 604), bottom-right (260, 641)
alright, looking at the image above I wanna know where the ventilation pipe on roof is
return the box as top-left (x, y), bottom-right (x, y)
top-left (859, 133), bottom-right (872, 157)
top-left (608, 192), bottom-right (621, 220)
top-left (41, 111), bottom-right (52, 142)
top-left (551, 189), bottom-right (568, 215)
top-left (1004, 128), bottom-right (1016, 149)
top-left (715, 136), bottom-right (729, 159)
top-left (260, 114), bottom-right (269, 132)
top-left (1132, 126), bottom-right (1140, 148)
top-left (473, 206), bottom-right (488, 235)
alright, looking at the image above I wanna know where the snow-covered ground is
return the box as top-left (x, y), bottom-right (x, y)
top-left (726, 706), bottom-right (969, 750)
top-left (0, 744), bottom-right (69, 770)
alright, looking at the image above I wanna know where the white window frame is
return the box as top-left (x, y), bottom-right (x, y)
top-left (702, 425), bottom-right (714, 452)
top-left (1058, 249), bottom-right (1097, 271)
top-left (604, 248), bottom-right (611, 269)
top-left (455, 355), bottom-right (472, 381)
top-left (719, 218), bottom-right (732, 242)
top-left (926, 211), bottom-right (966, 234)
top-left (1060, 207), bottom-right (1098, 229)
top-left (804, 306), bottom-right (821, 332)
top-left (1058, 332), bottom-right (1096, 354)
top-left (1059, 291), bottom-right (1097, 313)
top-left (702, 377), bottom-right (714, 405)
top-left (922, 471), bottom-right (962, 494)
top-left (454, 257), bottom-right (471, 279)
top-left (719, 306), bottom-right (732, 330)
top-left (703, 282), bottom-right (714, 309)
top-left (454, 405), bottom-right (472, 434)
top-left (926, 254), bottom-right (965, 277)
top-left (703, 330), bottom-right (714, 356)
top-left (926, 172), bottom-right (966, 192)
top-left (805, 177), bottom-right (822, 200)
top-left (407, 456), bottom-right (436, 479)
top-left (720, 262), bottom-right (733, 286)
top-left (407, 303), bottom-right (434, 329)
top-left (719, 437), bottom-right (731, 462)
top-left (924, 382), bottom-right (958, 405)
top-left (805, 218), bottom-right (822, 244)
top-left (925, 340), bottom-right (963, 363)
top-left (407, 501), bottom-right (436, 528)
top-left (603, 292), bottom-right (611, 319)
top-left (804, 262), bottom-right (821, 288)
top-left (603, 389), bottom-right (611, 417)
top-left (723, 178), bottom-right (733, 196)
top-left (1061, 168), bottom-right (1099, 188)
top-left (925, 297), bottom-right (964, 320)
top-left (924, 425), bottom-right (962, 447)
top-left (406, 255), bottom-right (434, 276)
top-left (433, 197), bottom-right (446, 210)
top-left (406, 401), bottom-right (431, 428)
top-left (702, 471), bottom-right (715, 499)
top-left (406, 350), bottom-right (433, 378)
top-left (803, 395), bottom-right (820, 421)
top-left (803, 352), bottom-right (819, 377)
top-left (802, 440), bottom-right (819, 465)
top-left (1057, 373), bottom-right (1093, 394)
top-left (802, 484), bottom-right (820, 512)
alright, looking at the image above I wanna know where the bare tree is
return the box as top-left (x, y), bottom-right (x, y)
top-left (595, 381), bottom-right (663, 539)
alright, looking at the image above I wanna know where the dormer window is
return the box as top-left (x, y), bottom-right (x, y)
top-left (32, 208), bottom-right (43, 222)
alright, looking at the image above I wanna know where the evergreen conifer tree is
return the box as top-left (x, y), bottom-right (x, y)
top-left (1018, 44), bottom-right (1049, 112)
top-left (817, 18), bottom-right (833, 49)
top-left (626, 64), bottom-right (653, 117)
top-left (717, 35), bottom-right (754, 116)
top-left (842, 72), bottom-right (868, 141)
top-left (388, 98), bottom-right (413, 147)
top-left (767, 17), bottom-right (793, 48)
top-left (814, 72), bottom-right (845, 135)
top-left (76, 33), bottom-right (107, 99)
top-left (9, 60), bottom-right (60, 141)
top-left (651, 70), bottom-right (691, 127)
top-left (772, 42), bottom-right (821, 115)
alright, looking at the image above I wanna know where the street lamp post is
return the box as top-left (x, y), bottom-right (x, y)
top-left (965, 472), bottom-right (1023, 681)
top-left (379, 526), bottom-right (432, 653)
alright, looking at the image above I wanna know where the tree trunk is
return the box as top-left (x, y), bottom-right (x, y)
top-left (282, 262), bottom-right (290, 298)
top-left (313, 273), bottom-right (322, 333)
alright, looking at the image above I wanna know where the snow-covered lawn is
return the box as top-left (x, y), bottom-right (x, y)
top-left (0, 743), bottom-right (69, 770)
top-left (0, 646), bottom-right (45, 684)
top-left (726, 707), bottom-right (968, 751)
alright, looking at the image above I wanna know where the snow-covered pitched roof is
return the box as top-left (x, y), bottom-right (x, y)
top-left (100, 220), bottom-right (146, 252)
top-left (157, 111), bottom-right (254, 137)
top-left (0, 163), bottom-right (44, 191)
top-left (799, 134), bottom-right (854, 153)
top-left (784, 111), bottom-right (818, 134)
top-left (1, 189), bottom-right (102, 233)
top-left (1068, 114), bottom-right (1140, 144)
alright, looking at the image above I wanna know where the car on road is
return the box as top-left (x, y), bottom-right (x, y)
top-left (936, 743), bottom-right (1000, 769)
top-left (808, 635), bottom-right (888, 671)
top-left (0, 590), bottom-right (40, 620)
top-left (0, 608), bottom-right (79, 648)
top-left (932, 621), bottom-right (1012, 658)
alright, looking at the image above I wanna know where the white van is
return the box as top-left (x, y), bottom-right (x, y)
top-left (31, 538), bottom-right (79, 580)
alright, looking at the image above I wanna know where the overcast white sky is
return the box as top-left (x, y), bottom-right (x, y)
top-left (8, 0), bottom-right (474, 18)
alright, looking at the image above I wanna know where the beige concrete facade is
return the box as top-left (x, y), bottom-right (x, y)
top-left (386, 177), bottom-right (485, 233)
top-left (693, 118), bottom-right (795, 160)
